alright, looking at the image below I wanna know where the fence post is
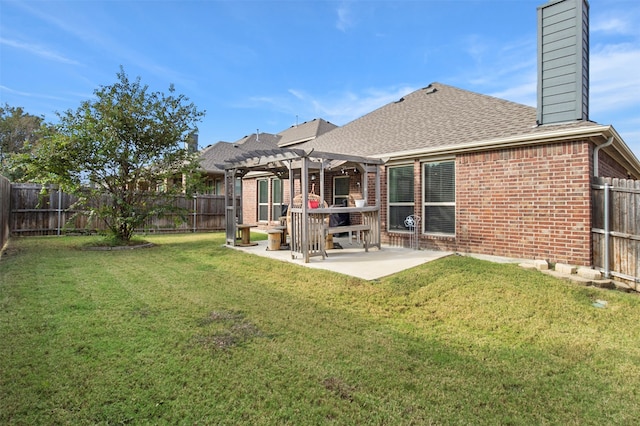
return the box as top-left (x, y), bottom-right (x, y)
top-left (603, 182), bottom-right (610, 279)
top-left (193, 195), bottom-right (197, 233)
top-left (57, 186), bottom-right (62, 236)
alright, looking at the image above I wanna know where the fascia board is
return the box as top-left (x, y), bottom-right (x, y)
top-left (373, 125), bottom-right (611, 160)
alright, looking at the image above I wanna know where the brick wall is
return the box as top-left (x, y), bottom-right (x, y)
top-left (239, 140), bottom-right (600, 266)
top-left (380, 141), bottom-right (594, 264)
top-left (241, 178), bottom-right (257, 224)
top-left (596, 147), bottom-right (633, 179)
top-left (455, 141), bottom-right (592, 265)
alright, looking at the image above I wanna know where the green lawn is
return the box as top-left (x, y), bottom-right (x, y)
top-left (1, 233), bottom-right (639, 424)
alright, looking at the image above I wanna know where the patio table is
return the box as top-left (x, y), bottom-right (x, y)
top-left (236, 224), bottom-right (258, 246)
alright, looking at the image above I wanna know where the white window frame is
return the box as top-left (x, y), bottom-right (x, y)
top-left (387, 164), bottom-right (415, 233)
top-left (421, 159), bottom-right (456, 236)
top-left (257, 178), bottom-right (269, 222)
top-left (271, 178), bottom-right (283, 220)
top-left (333, 176), bottom-right (350, 206)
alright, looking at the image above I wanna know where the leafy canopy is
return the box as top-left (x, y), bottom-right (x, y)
top-left (0, 104), bottom-right (44, 180)
top-left (16, 68), bottom-right (206, 243)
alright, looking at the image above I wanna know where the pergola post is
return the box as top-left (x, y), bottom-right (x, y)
top-left (221, 147), bottom-right (385, 258)
top-left (362, 164), bottom-right (368, 204)
top-left (225, 168), bottom-right (238, 246)
top-left (301, 156), bottom-right (309, 263)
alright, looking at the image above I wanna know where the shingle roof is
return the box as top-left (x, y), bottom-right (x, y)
top-left (198, 142), bottom-right (237, 173)
top-left (199, 119), bottom-right (340, 172)
top-left (199, 132), bottom-right (280, 173)
top-left (303, 82), bottom-right (601, 158)
top-left (277, 118), bottom-right (338, 147)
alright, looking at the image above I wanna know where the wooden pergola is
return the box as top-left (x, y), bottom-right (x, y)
top-left (221, 148), bottom-right (385, 263)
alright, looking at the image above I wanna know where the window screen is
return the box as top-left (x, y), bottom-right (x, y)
top-left (423, 161), bottom-right (455, 234)
top-left (388, 165), bottom-right (415, 231)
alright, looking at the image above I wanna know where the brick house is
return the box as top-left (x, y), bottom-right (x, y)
top-left (299, 82), bottom-right (639, 265)
top-left (216, 0), bottom-right (640, 267)
top-left (198, 132), bottom-right (281, 195)
top-left (199, 119), bottom-right (336, 196)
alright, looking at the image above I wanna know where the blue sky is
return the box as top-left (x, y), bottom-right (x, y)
top-left (1, 0), bottom-right (639, 156)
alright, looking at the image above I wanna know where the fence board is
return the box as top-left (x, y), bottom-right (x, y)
top-left (0, 175), bottom-right (10, 249)
top-left (591, 177), bottom-right (640, 288)
top-left (10, 184), bottom-right (231, 236)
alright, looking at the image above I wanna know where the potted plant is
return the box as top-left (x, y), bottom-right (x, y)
top-left (352, 192), bottom-right (366, 207)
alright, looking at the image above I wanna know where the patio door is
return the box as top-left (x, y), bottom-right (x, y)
top-left (334, 176), bottom-right (349, 206)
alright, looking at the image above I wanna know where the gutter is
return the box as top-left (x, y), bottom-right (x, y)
top-left (593, 136), bottom-right (614, 177)
top-left (374, 124), bottom-right (640, 176)
top-left (374, 125), bottom-right (612, 161)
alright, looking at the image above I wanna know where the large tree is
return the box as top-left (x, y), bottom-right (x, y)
top-left (0, 104), bottom-right (44, 179)
top-left (16, 68), bottom-right (205, 244)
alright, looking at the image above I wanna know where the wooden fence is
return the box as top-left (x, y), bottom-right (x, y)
top-left (0, 175), bottom-right (10, 250)
top-left (10, 183), bottom-right (230, 236)
top-left (592, 177), bottom-right (640, 288)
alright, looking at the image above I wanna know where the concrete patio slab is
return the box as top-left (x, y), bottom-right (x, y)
top-left (227, 236), bottom-right (453, 280)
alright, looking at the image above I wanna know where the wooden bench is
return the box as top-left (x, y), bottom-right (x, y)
top-left (325, 224), bottom-right (371, 252)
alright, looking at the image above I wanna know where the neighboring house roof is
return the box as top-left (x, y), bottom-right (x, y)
top-left (302, 83), bottom-right (607, 159)
top-left (199, 132), bottom-right (280, 173)
top-left (278, 118), bottom-right (338, 147)
top-left (200, 84), bottom-right (640, 176)
top-left (198, 119), bottom-right (337, 173)
top-left (198, 142), bottom-right (238, 173)
top-left (232, 132), bottom-right (281, 152)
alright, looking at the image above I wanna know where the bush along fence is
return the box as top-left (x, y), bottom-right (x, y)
top-left (9, 183), bottom-right (232, 236)
top-left (0, 175), bottom-right (10, 250)
top-left (592, 177), bottom-right (640, 289)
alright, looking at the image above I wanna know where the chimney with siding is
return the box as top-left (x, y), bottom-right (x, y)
top-left (537, 0), bottom-right (590, 125)
top-left (185, 133), bottom-right (198, 153)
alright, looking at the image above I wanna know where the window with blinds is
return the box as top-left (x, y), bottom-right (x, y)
top-left (422, 161), bottom-right (455, 235)
top-left (387, 165), bottom-right (414, 231)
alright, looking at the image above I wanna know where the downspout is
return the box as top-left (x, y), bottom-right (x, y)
top-left (603, 183), bottom-right (610, 279)
top-left (593, 136), bottom-right (614, 178)
top-left (593, 136), bottom-right (614, 279)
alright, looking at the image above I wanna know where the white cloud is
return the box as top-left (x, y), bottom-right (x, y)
top-left (295, 85), bottom-right (417, 125)
top-left (591, 16), bottom-right (633, 36)
top-left (287, 89), bottom-right (305, 100)
top-left (336, 4), bottom-right (354, 32)
top-left (489, 79), bottom-right (537, 107)
top-left (0, 37), bottom-right (81, 65)
top-left (246, 85), bottom-right (416, 126)
top-left (9, 1), bottom-right (188, 88)
top-left (590, 43), bottom-right (640, 115)
top-left (0, 84), bottom-right (71, 101)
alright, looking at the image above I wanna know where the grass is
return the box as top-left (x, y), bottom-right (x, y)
top-left (1, 232), bottom-right (640, 424)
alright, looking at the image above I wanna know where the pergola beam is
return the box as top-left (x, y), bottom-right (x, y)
top-left (223, 147), bottom-right (385, 261)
